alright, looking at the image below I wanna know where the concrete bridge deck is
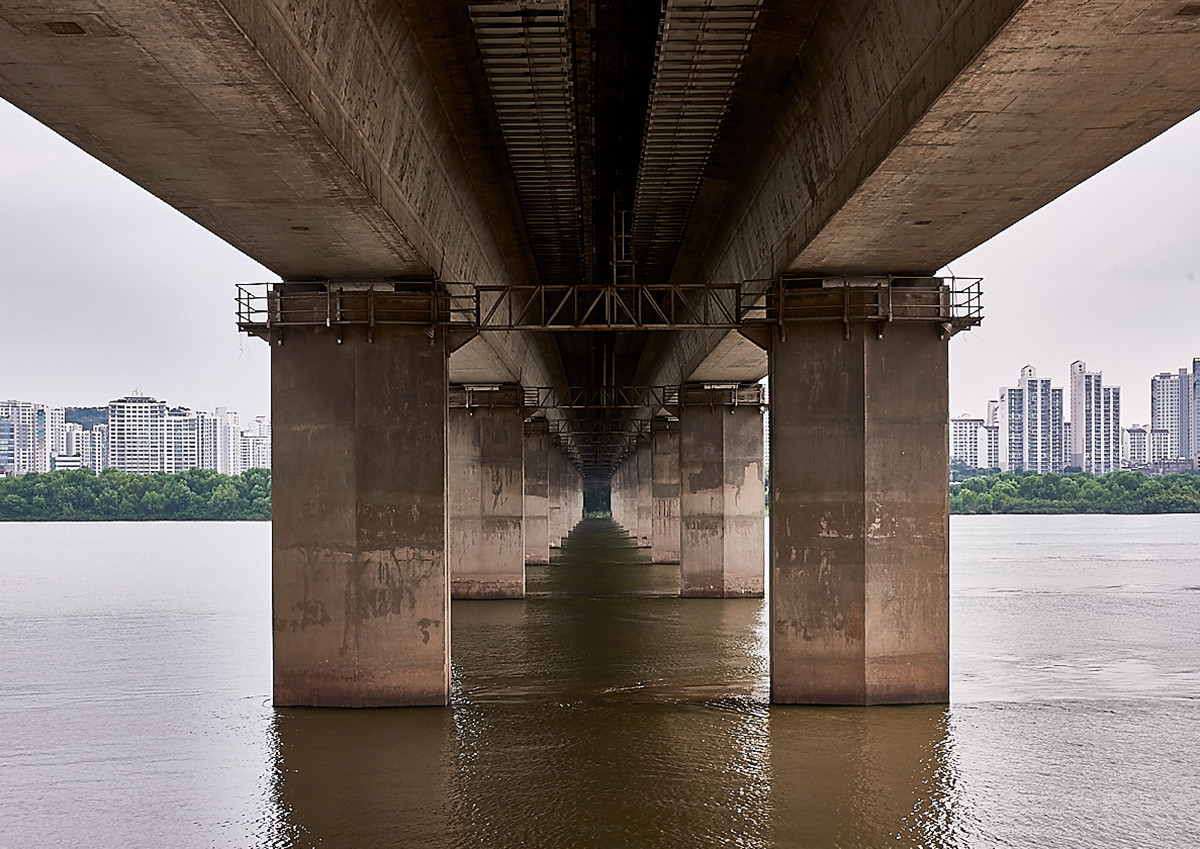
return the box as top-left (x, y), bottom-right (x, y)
top-left (3, 0), bottom-right (1199, 705)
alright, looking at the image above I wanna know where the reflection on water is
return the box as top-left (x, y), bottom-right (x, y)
top-left (266, 519), bottom-right (960, 848)
top-left (2, 516), bottom-right (1198, 847)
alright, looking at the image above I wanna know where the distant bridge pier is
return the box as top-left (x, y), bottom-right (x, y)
top-left (635, 440), bottom-right (654, 548)
top-left (548, 446), bottom-right (581, 548)
top-left (448, 387), bottom-right (525, 599)
top-left (523, 420), bottom-right (551, 566)
top-left (679, 385), bottom-right (766, 598)
top-left (608, 445), bottom-right (647, 546)
top-left (769, 319), bottom-right (949, 705)
top-left (650, 419), bottom-right (681, 565)
top-left (271, 317), bottom-right (450, 708)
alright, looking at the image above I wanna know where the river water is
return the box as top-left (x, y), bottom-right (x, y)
top-left (0, 515), bottom-right (1197, 847)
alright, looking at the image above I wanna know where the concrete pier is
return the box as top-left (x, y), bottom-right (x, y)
top-left (636, 440), bottom-right (653, 548)
top-left (610, 455), bottom-right (629, 534)
top-left (651, 419), bottom-right (681, 564)
top-left (679, 386), bottom-right (765, 597)
top-left (769, 322), bottom-right (949, 705)
top-left (448, 387), bottom-right (525, 599)
top-left (524, 419), bottom-right (550, 565)
top-left (272, 324), bottom-right (449, 707)
top-left (548, 447), bottom-right (581, 547)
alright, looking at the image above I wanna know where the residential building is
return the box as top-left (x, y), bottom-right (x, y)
top-left (984, 401), bottom-right (1000, 470)
top-left (0, 415), bottom-right (14, 476)
top-left (1150, 370), bottom-right (1184, 461)
top-left (997, 366), bottom-right (1064, 473)
top-left (0, 396), bottom-right (267, 476)
top-left (89, 424), bottom-right (110, 472)
top-left (214, 407), bottom-right (242, 475)
top-left (108, 394), bottom-right (167, 474)
top-left (1, 401), bottom-right (40, 475)
top-left (164, 407), bottom-right (199, 473)
top-left (950, 415), bottom-right (985, 468)
top-left (52, 454), bottom-right (83, 471)
top-left (1069, 360), bottom-right (1121, 475)
top-left (1124, 425), bottom-right (1149, 468)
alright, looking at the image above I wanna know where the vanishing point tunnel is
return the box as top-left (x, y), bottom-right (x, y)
top-left (4, 1), bottom-right (1200, 706)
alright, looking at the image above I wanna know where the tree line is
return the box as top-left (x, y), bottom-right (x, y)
top-left (952, 471), bottom-right (1200, 514)
top-left (0, 468), bottom-right (271, 521)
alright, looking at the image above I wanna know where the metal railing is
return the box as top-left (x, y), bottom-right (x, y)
top-left (236, 275), bottom-right (982, 337)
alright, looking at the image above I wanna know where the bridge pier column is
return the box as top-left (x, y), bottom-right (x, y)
top-left (651, 419), bottom-right (681, 564)
top-left (608, 460), bottom-right (621, 529)
top-left (679, 385), bottom-right (765, 597)
top-left (448, 387), bottom-right (525, 599)
top-left (565, 455), bottom-right (582, 540)
top-left (769, 321), bottom-right (949, 705)
top-left (549, 446), bottom-right (578, 547)
top-left (611, 452), bottom-right (637, 539)
top-left (636, 440), bottom-right (653, 547)
top-left (524, 419), bottom-right (550, 565)
top-left (272, 324), bottom-right (449, 707)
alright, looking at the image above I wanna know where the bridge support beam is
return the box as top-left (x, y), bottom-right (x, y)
top-left (651, 420), bottom-right (681, 564)
top-left (769, 322), bottom-right (949, 705)
top-left (679, 387), bottom-right (765, 597)
top-left (524, 420), bottom-right (550, 565)
top-left (272, 325), bottom-right (449, 707)
top-left (448, 392), bottom-right (525, 599)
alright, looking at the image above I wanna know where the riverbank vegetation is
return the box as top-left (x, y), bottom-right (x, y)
top-left (952, 471), bottom-right (1200, 514)
top-left (0, 468), bottom-right (270, 521)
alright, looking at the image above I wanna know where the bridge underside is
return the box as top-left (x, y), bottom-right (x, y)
top-left (4, 0), bottom-right (1200, 705)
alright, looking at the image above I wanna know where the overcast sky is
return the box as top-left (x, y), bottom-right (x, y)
top-left (2, 97), bottom-right (1197, 424)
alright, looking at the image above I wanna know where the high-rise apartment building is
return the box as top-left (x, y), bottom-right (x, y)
top-left (41, 406), bottom-right (65, 472)
top-left (108, 394), bottom-right (167, 474)
top-left (214, 407), bottom-right (242, 475)
top-left (164, 408), bottom-right (199, 473)
top-left (997, 366), bottom-right (1064, 473)
top-left (1150, 370), bottom-right (1184, 461)
top-left (1, 401), bottom-right (42, 475)
top-left (1186, 358), bottom-right (1200, 466)
top-left (1150, 361), bottom-right (1199, 466)
top-left (89, 423), bottom-right (110, 472)
top-left (1069, 360), bottom-right (1121, 474)
top-left (0, 415), bottom-right (14, 476)
top-left (950, 415), bottom-right (985, 468)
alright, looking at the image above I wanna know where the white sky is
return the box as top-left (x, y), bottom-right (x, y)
top-left (2, 97), bottom-right (1198, 424)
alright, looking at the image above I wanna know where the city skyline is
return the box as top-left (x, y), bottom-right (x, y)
top-left (2, 98), bottom-right (1199, 422)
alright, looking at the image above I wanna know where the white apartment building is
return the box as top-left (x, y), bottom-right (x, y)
top-left (997, 366), bottom-right (1064, 473)
top-left (108, 394), bottom-right (167, 474)
top-left (215, 407), bottom-right (242, 475)
top-left (1186, 359), bottom-right (1200, 466)
top-left (950, 415), bottom-right (985, 468)
top-left (164, 408), bottom-right (199, 473)
top-left (1069, 360), bottom-right (1121, 475)
top-left (89, 423), bottom-right (110, 472)
top-left (42, 406), bottom-right (65, 471)
top-left (1150, 370), bottom-right (1184, 461)
top-left (0, 400), bottom-right (64, 475)
top-left (1124, 425), bottom-right (1149, 468)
